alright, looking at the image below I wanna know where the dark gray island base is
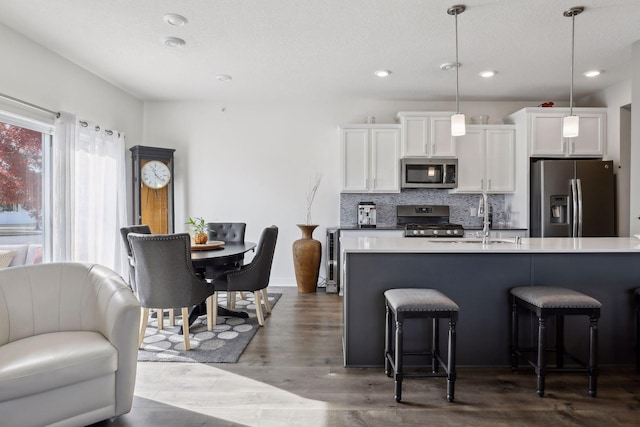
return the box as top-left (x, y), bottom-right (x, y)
top-left (342, 238), bottom-right (640, 367)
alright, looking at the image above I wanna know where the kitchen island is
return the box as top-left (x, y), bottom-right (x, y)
top-left (341, 236), bottom-right (640, 367)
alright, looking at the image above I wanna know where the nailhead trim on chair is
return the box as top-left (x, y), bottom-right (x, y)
top-left (510, 286), bottom-right (602, 309)
top-left (384, 288), bottom-right (460, 312)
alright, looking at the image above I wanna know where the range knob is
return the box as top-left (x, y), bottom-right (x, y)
top-left (446, 229), bottom-right (453, 235)
top-left (412, 230), bottom-right (420, 236)
top-left (433, 229), bottom-right (439, 235)
top-left (419, 229), bottom-right (426, 235)
top-left (453, 229), bottom-right (460, 235)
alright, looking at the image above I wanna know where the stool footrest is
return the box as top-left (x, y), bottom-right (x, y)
top-left (514, 347), bottom-right (588, 369)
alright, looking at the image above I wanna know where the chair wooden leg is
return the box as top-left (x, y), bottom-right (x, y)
top-left (138, 307), bottom-right (149, 348)
top-left (182, 307), bottom-right (191, 350)
top-left (157, 309), bottom-right (164, 330)
top-left (169, 309), bottom-right (175, 327)
top-left (206, 296), bottom-right (214, 331)
top-left (212, 292), bottom-right (219, 327)
top-left (262, 288), bottom-right (272, 313)
top-left (239, 291), bottom-right (245, 299)
top-left (254, 290), bottom-right (265, 326)
top-left (227, 291), bottom-right (236, 309)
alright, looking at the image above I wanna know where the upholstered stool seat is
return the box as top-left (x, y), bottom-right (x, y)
top-left (510, 286), bottom-right (601, 397)
top-left (384, 288), bottom-right (458, 402)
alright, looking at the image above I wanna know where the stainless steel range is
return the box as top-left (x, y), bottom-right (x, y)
top-left (398, 205), bottom-right (464, 237)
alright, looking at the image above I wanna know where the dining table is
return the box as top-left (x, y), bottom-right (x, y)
top-left (185, 241), bottom-right (257, 328)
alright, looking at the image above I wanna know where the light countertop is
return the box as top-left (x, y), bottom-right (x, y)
top-left (340, 236), bottom-right (640, 254)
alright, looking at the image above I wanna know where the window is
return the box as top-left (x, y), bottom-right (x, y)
top-left (0, 112), bottom-right (53, 264)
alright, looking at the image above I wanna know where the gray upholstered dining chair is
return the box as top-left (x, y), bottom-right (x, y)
top-left (210, 225), bottom-right (278, 327)
top-left (207, 222), bottom-right (246, 245)
top-left (127, 232), bottom-right (216, 350)
top-left (121, 225), bottom-right (178, 325)
top-left (206, 222), bottom-right (248, 306)
top-left (120, 224), bottom-right (152, 292)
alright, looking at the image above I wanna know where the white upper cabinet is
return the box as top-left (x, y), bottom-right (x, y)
top-left (455, 125), bottom-right (516, 193)
top-left (506, 107), bottom-right (606, 157)
top-left (340, 125), bottom-right (401, 193)
top-left (396, 112), bottom-right (456, 158)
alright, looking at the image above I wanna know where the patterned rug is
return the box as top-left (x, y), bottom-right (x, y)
top-left (137, 293), bottom-right (280, 363)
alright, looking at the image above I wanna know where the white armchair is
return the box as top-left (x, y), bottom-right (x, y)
top-left (0, 262), bottom-right (141, 427)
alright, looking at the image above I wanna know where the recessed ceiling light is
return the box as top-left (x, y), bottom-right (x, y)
top-left (164, 37), bottom-right (186, 48)
top-left (163, 13), bottom-right (188, 27)
top-left (479, 70), bottom-right (496, 78)
top-left (440, 62), bottom-right (459, 71)
top-left (374, 70), bottom-right (392, 77)
top-left (215, 74), bottom-right (232, 82)
top-left (584, 70), bottom-right (602, 78)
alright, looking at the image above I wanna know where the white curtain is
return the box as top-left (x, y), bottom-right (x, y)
top-left (52, 112), bottom-right (128, 277)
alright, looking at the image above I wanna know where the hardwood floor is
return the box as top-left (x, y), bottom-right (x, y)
top-left (96, 286), bottom-right (640, 427)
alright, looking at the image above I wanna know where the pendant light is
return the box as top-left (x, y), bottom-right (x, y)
top-left (448, 5), bottom-right (466, 136)
top-left (562, 6), bottom-right (584, 138)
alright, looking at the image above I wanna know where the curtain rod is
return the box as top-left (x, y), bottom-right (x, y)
top-left (79, 120), bottom-right (119, 137)
top-left (0, 91), bottom-right (60, 118)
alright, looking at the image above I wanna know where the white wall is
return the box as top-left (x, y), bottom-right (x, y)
top-left (0, 23), bottom-right (143, 146)
top-left (143, 99), bottom-right (543, 286)
top-left (632, 40), bottom-right (640, 235)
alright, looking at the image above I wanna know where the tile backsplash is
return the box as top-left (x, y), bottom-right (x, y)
top-left (340, 190), bottom-right (505, 228)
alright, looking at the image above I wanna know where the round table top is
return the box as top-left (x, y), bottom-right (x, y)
top-left (190, 241), bottom-right (256, 264)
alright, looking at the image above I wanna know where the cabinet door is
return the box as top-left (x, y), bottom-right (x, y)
top-left (530, 114), bottom-right (565, 156)
top-left (371, 128), bottom-right (400, 192)
top-left (341, 128), bottom-right (369, 192)
top-left (485, 129), bottom-right (515, 192)
top-left (430, 115), bottom-right (456, 157)
top-left (568, 113), bottom-right (605, 156)
top-left (401, 116), bottom-right (428, 157)
top-left (455, 129), bottom-right (484, 192)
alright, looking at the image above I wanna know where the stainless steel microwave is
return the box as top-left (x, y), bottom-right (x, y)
top-left (401, 158), bottom-right (458, 189)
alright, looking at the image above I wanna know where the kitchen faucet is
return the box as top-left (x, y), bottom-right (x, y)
top-left (477, 193), bottom-right (490, 244)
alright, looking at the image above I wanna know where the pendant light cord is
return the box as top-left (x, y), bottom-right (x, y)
top-left (454, 10), bottom-right (460, 114)
top-left (569, 12), bottom-right (575, 116)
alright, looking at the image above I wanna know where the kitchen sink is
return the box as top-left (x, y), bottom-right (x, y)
top-left (429, 238), bottom-right (516, 244)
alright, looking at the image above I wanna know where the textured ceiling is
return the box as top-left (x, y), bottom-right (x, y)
top-left (0, 0), bottom-right (639, 103)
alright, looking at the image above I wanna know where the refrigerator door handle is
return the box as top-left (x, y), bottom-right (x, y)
top-left (570, 179), bottom-right (578, 237)
top-left (576, 178), bottom-right (583, 237)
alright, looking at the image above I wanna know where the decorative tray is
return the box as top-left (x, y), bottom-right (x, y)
top-left (191, 241), bottom-right (225, 250)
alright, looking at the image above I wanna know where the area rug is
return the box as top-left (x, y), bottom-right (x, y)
top-left (137, 293), bottom-right (280, 363)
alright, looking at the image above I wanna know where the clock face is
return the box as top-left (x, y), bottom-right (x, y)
top-left (141, 160), bottom-right (171, 189)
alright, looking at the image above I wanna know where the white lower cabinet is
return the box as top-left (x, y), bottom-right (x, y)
top-left (455, 125), bottom-right (516, 193)
top-left (340, 125), bottom-right (401, 193)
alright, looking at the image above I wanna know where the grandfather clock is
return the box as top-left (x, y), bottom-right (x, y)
top-left (130, 145), bottom-right (176, 233)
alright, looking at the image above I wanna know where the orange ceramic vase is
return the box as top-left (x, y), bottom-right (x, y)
top-left (292, 224), bottom-right (321, 293)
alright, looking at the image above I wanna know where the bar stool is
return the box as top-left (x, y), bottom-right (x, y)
top-left (384, 288), bottom-right (458, 402)
top-left (510, 286), bottom-right (601, 397)
top-left (635, 288), bottom-right (640, 372)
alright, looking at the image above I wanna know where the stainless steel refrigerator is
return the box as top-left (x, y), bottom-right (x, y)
top-left (530, 159), bottom-right (616, 237)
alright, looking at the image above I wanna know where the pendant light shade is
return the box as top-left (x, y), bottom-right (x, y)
top-left (563, 115), bottom-right (580, 138)
top-left (448, 5), bottom-right (466, 136)
top-left (562, 6), bottom-right (584, 138)
top-left (451, 113), bottom-right (466, 136)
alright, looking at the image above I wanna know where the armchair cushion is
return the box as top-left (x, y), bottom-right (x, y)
top-left (0, 331), bottom-right (116, 402)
